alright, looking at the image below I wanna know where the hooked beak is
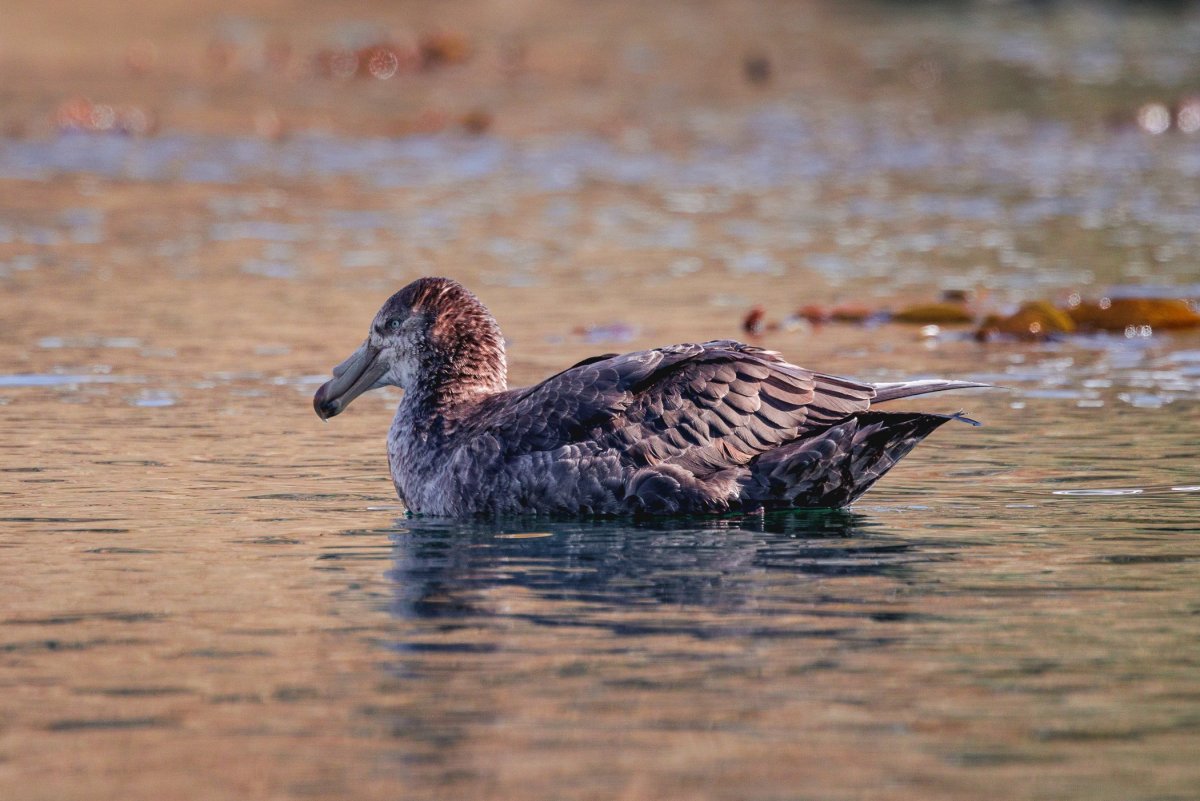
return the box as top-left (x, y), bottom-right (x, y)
top-left (313, 341), bottom-right (388, 420)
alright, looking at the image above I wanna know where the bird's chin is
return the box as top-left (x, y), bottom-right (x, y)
top-left (313, 343), bottom-right (388, 420)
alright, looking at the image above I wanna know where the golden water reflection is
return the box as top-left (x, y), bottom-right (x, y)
top-left (3, 1), bottom-right (1200, 799)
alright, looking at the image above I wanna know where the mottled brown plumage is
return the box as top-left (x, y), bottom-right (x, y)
top-left (314, 277), bottom-right (983, 516)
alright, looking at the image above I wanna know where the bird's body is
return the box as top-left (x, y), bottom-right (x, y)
top-left (314, 278), bottom-right (983, 517)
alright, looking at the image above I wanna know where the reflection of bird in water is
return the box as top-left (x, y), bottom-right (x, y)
top-left (314, 277), bottom-right (984, 516)
top-left (386, 512), bottom-right (910, 623)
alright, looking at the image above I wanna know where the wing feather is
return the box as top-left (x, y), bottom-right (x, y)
top-left (723, 391), bottom-right (761, 415)
top-left (470, 340), bottom-right (878, 477)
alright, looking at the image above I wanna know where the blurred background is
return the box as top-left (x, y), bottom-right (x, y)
top-left (3, 0), bottom-right (1199, 347)
top-left (2, 3), bottom-right (1199, 801)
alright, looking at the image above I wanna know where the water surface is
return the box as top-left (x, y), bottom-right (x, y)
top-left (2, 2), bottom-right (1199, 799)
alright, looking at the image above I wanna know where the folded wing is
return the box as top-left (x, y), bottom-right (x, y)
top-left (479, 340), bottom-right (878, 476)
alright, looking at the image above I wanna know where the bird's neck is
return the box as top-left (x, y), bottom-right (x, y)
top-left (411, 303), bottom-right (508, 411)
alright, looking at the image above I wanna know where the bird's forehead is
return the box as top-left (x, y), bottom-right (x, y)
top-left (375, 293), bottom-right (417, 322)
top-left (377, 281), bottom-right (450, 321)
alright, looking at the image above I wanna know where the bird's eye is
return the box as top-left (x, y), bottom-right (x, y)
top-left (387, 318), bottom-right (402, 331)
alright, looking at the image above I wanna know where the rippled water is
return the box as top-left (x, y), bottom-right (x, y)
top-left (3, 2), bottom-right (1200, 799)
top-left (2, 381), bottom-right (1198, 800)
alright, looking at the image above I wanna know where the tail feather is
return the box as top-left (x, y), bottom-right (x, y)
top-left (872, 379), bottom-right (989, 404)
top-left (744, 411), bottom-right (969, 508)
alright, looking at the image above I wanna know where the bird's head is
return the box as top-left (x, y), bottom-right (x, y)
top-left (313, 277), bottom-right (506, 420)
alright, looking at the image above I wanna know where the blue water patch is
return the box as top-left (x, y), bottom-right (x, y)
top-left (0, 373), bottom-right (140, 387)
top-left (129, 390), bottom-right (177, 408)
top-left (2, 118), bottom-right (1200, 206)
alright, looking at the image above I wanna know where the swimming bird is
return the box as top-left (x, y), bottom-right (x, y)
top-left (314, 277), bottom-right (984, 516)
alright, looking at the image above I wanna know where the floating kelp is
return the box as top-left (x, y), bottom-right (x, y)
top-left (419, 31), bottom-right (473, 68)
top-left (976, 301), bottom-right (1076, 342)
top-left (891, 302), bottom-right (973, 325)
top-left (830, 305), bottom-right (877, 324)
top-left (796, 304), bottom-right (876, 325)
top-left (1067, 298), bottom-right (1200, 332)
top-left (744, 291), bottom-right (1199, 342)
top-left (742, 305), bottom-right (767, 335)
